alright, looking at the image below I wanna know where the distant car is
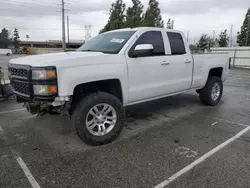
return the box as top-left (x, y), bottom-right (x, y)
top-left (0, 48), bottom-right (12, 56)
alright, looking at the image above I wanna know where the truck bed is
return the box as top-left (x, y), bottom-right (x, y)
top-left (192, 53), bottom-right (230, 89)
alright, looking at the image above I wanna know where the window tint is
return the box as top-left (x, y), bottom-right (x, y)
top-left (134, 31), bottom-right (165, 55)
top-left (167, 32), bottom-right (186, 55)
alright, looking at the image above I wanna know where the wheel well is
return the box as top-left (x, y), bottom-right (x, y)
top-left (72, 79), bottom-right (123, 104)
top-left (209, 67), bottom-right (223, 78)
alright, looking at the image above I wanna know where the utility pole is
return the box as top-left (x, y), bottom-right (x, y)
top-left (212, 30), bottom-right (216, 41)
top-left (230, 25), bottom-right (233, 47)
top-left (246, 15), bottom-right (250, 46)
top-left (67, 16), bottom-right (70, 49)
top-left (187, 31), bottom-right (189, 42)
top-left (61, 0), bottom-right (66, 51)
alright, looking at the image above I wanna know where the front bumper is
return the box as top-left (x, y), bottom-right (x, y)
top-left (8, 64), bottom-right (58, 102)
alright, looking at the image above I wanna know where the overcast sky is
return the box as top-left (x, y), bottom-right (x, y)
top-left (0, 0), bottom-right (249, 44)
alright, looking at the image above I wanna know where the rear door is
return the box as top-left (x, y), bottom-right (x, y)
top-left (164, 31), bottom-right (193, 91)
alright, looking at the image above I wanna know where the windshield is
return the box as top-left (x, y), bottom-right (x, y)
top-left (78, 31), bottom-right (136, 54)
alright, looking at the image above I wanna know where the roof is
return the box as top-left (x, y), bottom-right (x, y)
top-left (105, 27), bottom-right (182, 34)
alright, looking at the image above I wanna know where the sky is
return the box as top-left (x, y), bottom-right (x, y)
top-left (0, 0), bottom-right (249, 44)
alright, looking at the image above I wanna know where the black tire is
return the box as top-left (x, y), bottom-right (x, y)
top-left (199, 76), bottom-right (223, 106)
top-left (72, 92), bottom-right (125, 146)
top-left (6, 53), bottom-right (10, 56)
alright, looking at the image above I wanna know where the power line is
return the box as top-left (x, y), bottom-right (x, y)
top-left (0, 0), bottom-right (58, 8)
top-left (20, 0), bottom-right (59, 3)
top-left (7, 0), bottom-right (58, 3)
top-left (0, 8), bottom-right (59, 16)
top-left (4, 27), bottom-right (84, 31)
top-left (0, 14), bottom-right (61, 20)
top-left (0, 11), bottom-right (59, 17)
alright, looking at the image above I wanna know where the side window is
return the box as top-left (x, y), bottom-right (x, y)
top-left (167, 32), bottom-right (186, 55)
top-left (133, 31), bottom-right (165, 56)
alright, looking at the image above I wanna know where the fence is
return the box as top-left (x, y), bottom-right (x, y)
top-left (210, 47), bottom-right (250, 68)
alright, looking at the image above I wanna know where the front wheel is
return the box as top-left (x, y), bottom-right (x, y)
top-left (199, 76), bottom-right (223, 106)
top-left (72, 92), bottom-right (125, 146)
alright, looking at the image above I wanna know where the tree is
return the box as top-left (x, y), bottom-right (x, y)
top-left (143, 0), bottom-right (164, 28)
top-left (166, 18), bottom-right (174, 29)
top-left (99, 0), bottom-right (126, 33)
top-left (218, 29), bottom-right (229, 47)
top-left (189, 44), bottom-right (200, 53)
top-left (0, 28), bottom-right (9, 39)
top-left (197, 34), bottom-right (210, 52)
top-left (237, 8), bottom-right (250, 46)
top-left (210, 39), bottom-right (218, 48)
top-left (125, 0), bottom-right (144, 28)
top-left (13, 28), bottom-right (20, 48)
top-left (13, 28), bottom-right (20, 41)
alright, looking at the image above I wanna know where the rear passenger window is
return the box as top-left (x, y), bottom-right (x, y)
top-left (167, 32), bottom-right (186, 55)
top-left (134, 31), bottom-right (165, 55)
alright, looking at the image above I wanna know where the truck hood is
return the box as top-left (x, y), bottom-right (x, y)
top-left (9, 52), bottom-right (112, 67)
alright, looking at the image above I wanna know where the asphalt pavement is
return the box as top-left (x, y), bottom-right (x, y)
top-left (1, 55), bottom-right (250, 188)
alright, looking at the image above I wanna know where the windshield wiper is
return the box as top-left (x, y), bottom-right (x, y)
top-left (81, 49), bottom-right (98, 52)
top-left (79, 49), bottom-right (114, 54)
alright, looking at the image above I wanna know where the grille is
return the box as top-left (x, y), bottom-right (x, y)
top-left (11, 82), bottom-right (30, 96)
top-left (9, 68), bottom-right (28, 79)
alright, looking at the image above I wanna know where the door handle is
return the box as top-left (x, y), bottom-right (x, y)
top-left (185, 60), bottom-right (192, 64)
top-left (161, 61), bottom-right (170, 66)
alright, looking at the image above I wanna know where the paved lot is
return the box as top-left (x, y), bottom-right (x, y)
top-left (1, 55), bottom-right (250, 188)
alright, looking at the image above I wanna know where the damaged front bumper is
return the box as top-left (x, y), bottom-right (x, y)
top-left (22, 96), bottom-right (71, 116)
top-left (8, 63), bottom-right (72, 116)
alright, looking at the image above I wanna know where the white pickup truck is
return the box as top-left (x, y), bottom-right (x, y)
top-left (8, 27), bottom-right (230, 145)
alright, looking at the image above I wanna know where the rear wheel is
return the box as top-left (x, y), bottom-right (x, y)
top-left (6, 53), bottom-right (10, 56)
top-left (72, 92), bottom-right (125, 146)
top-left (199, 76), bottom-right (223, 106)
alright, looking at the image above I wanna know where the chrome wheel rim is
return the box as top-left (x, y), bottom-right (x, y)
top-left (211, 82), bottom-right (221, 101)
top-left (85, 103), bottom-right (117, 136)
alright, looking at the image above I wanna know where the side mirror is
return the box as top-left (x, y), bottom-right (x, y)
top-left (131, 44), bottom-right (154, 57)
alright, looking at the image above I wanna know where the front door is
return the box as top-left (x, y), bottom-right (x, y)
top-left (125, 30), bottom-right (170, 103)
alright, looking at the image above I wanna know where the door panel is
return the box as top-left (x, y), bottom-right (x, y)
top-left (126, 30), bottom-right (193, 103)
top-left (126, 31), bottom-right (169, 103)
top-left (162, 54), bottom-right (193, 92)
top-left (127, 56), bottom-right (171, 102)
top-left (165, 32), bottom-right (193, 91)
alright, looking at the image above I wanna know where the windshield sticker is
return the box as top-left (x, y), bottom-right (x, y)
top-left (110, 38), bottom-right (125, 43)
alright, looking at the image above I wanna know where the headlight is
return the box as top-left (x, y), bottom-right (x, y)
top-left (32, 69), bottom-right (56, 80)
top-left (33, 85), bottom-right (57, 95)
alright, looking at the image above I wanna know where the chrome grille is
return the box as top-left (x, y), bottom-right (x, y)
top-left (11, 82), bottom-right (30, 97)
top-left (9, 68), bottom-right (28, 79)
